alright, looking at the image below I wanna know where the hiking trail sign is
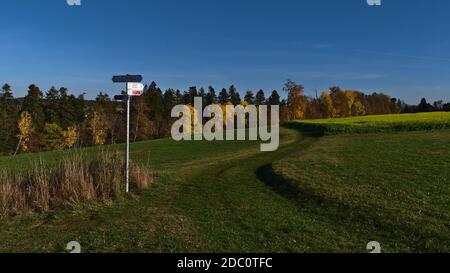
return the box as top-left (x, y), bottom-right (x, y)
top-left (127, 82), bottom-right (145, 96)
top-left (112, 74), bottom-right (143, 193)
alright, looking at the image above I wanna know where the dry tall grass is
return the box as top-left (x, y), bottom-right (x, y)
top-left (0, 151), bottom-right (153, 218)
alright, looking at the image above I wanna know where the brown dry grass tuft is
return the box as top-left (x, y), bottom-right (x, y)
top-left (0, 151), bottom-right (153, 218)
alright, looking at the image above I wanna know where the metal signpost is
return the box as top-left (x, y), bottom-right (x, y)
top-left (112, 75), bottom-right (144, 193)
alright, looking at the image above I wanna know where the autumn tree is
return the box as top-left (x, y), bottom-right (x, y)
top-left (342, 90), bottom-right (357, 117)
top-left (365, 92), bottom-right (393, 115)
top-left (306, 98), bottom-right (321, 119)
top-left (63, 126), bottom-right (78, 148)
top-left (284, 80), bottom-right (308, 119)
top-left (351, 92), bottom-right (366, 116)
top-left (89, 110), bottom-right (109, 146)
top-left (14, 111), bottom-right (33, 155)
top-left (320, 91), bottom-right (335, 118)
top-left (279, 99), bottom-right (289, 124)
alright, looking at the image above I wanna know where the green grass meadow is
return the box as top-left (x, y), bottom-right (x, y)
top-left (0, 113), bottom-right (449, 252)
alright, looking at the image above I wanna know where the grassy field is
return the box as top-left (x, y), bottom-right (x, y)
top-left (272, 130), bottom-right (450, 252)
top-left (0, 113), bottom-right (449, 252)
top-left (287, 112), bottom-right (450, 135)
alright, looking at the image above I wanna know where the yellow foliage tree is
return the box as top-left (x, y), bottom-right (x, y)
top-left (343, 90), bottom-right (358, 117)
top-left (330, 87), bottom-right (346, 117)
top-left (320, 91), bottom-right (335, 118)
top-left (284, 80), bottom-right (308, 120)
top-left (64, 126), bottom-right (78, 148)
top-left (89, 111), bottom-right (109, 146)
top-left (14, 111), bottom-right (33, 155)
top-left (352, 100), bottom-right (366, 116)
top-left (185, 105), bottom-right (201, 135)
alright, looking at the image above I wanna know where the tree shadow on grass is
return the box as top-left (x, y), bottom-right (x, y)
top-left (256, 164), bottom-right (300, 200)
top-left (283, 123), bottom-right (326, 137)
top-left (255, 164), bottom-right (325, 206)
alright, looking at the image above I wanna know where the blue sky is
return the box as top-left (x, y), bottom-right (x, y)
top-left (1, 0), bottom-right (450, 103)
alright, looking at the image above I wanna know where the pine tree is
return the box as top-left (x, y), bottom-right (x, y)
top-left (268, 90), bottom-right (280, 105)
top-left (218, 88), bottom-right (230, 104)
top-left (44, 86), bottom-right (60, 125)
top-left (206, 86), bottom-right (218, 105)
top-left (255, 89), bottom-right (266, 106)
top-left (162, 88), bottom-right (177, 136)
top-left (58, 87), bottom-right (77, 128)
top-left (229, 85), bottom-right (241, 105)
top-left (73, 93), bottom-right (87, 125)
top-left (244, 90), bottom-right (255, 105)
top-left (0, 84), bottom-right (17, 154)
top-left (22, 84), bottom-right (45, 131)
top-left (145, 81), bottom-right (165, 138)
top-left (198, 87), bottom-right (207, 107)
top-left (42, 123), bottom-right (65, 151)
top-left (175, 89), bottom-right (183, 105)
top-left (188, 86), bottom-right (198, 105)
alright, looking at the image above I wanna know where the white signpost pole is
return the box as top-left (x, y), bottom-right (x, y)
top-left (125, 86), bottom-right (131, 193)
top-left (113, 75), bottom-right (143, 193)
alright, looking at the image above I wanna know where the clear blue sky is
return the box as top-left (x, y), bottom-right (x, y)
top-left (1, 0), bottom-right (450, 103)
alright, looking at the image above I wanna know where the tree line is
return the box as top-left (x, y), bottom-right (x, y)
top-left (0, 80), bottom-right (448, 155)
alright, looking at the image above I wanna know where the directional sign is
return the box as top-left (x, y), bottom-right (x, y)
top-left (112, 75), bottom-right (143, 83)
top-left (111, 73), bottom-right (144, 194)
top-left (127, 82), bottom-right (144, 96)
top-left (114, 95), bottom-right (126, 101)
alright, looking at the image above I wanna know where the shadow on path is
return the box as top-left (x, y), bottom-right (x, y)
top-left (256, 164), bottom-right (301, 200)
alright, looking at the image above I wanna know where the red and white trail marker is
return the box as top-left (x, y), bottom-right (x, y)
top-left (126, 82), bottom-right (144, 96)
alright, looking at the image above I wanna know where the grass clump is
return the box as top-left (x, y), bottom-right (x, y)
top-left (0, 151), bottom-right (153, 218)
